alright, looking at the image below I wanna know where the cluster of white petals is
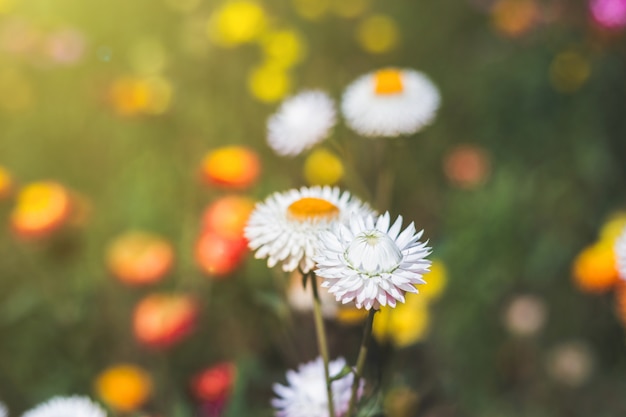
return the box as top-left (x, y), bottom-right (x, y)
top-left (272, 357), bottom-right (362, 417)
top-left (245, 186), bottom-right (374, 273)
top-left (21, 396), bottom-right (106, 417)
top-left (315, 212), bottom-right (431, 310)
top-left (0, 402), bottom-right (7, 417)
top-left (267, 90), bottom-right (336, 157)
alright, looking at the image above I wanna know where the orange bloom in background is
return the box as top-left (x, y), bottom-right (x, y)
top-left (195, 231), bottom-right (247, 277)
top-left (572, 242), bottom-right (620, 293)
top-left (0, 165), bottom-right (13, 198)
top-left (614, 283), bottom-right (626, 326)
top-left (191, 362), bottom-right (237, 403)
top-left (133, 293), bottom-right (198, 348)
top-left (108, 75), bottom-right (173, 116)
top-left (443, 144), bottom-right (491, 189)
top-left (201, 195), bottom-right (255, 240)
top-left (95, 364), bottom-right (152, 413)
top-left (106, 231), bottom-right (174, 286)
top-left (491, 0), bottom-right (539, 38)
top-left (201, 146), bottom-right (260, 189)
top-left (10, 181), bottom-right (73, 238)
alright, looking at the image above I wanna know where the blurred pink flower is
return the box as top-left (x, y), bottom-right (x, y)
top-left (590, 0), bottom-right (626, 29)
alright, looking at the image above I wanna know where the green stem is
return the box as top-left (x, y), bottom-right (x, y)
top-left (347, 309), bottom-right (376, 417)
top-left (310, 272), bottom-right (336, 417)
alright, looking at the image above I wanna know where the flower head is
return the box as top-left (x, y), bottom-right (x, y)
top-left (0, 402), bottom-right (7, 417)
top-left (267, 90), bottom-right (336, 157)
top-left (341, 68), bottom-right (440, 138)
top-left (201, 146), bottom-right (261, 189)
top-left (315, 212), bottom-right (431, 310)
top-left (95, 364), bottom-right (152, 413)
top-left (245, 186), bottom-right (374, 273)
top-left (272, 357), bottom-right (363, 417)
top-left (22, 396), bottom-right (106, 417)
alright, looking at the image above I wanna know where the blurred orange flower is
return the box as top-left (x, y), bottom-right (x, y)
top-left (191, 362), bottom-right (236, 403)
top-left (443, 144), bottom-right (491, 189)
top-left (10, 181), bottom-right (72, 238)
top-left (491, 0), bottom-right (539, 38)
top-left (108, 75), bottom-right (173, 116)
top-left (201, 195), bottom-right (255, 240)
top-left (95, 364), bottom-right (152, 413)
top-left (572, 242), bottom-right (619, 293)
top-left (106, 231), bottom-right (174, 286)
top-left (133, 293), bottom-right (198, 348)
top-left (201, 146), bottom-right (260, 189)
top-left (195, 231), bottom-right (247, 277)
top-left (614, 283), bottom-right (626, 326)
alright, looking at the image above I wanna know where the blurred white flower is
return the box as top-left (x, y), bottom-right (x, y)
top-left (614, 225), bottom-right (626, 280)
top-left (245, 186), bottom-right (374, 273)
top-left (503, 294), bottom-right (547, 337)
top-left (341, 68), bottom-right (440, 137)
top-left (272, 356), bottom-right (362, 417)
top-left (268, 90), bottom-right (336, 156)
top-left (546, 341), bottom-right (594, 387)
top-left (315, 212), bottom-right (431, 310)
top-left (0, 402), bottom-right (7, 417)
top-left (22, 396), bottom-right (106, 417)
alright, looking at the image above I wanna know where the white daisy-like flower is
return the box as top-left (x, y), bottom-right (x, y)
top-left (0, 402), bottom-right (7, 417)
top-left (341, 68), bottom-right (440, 138)
top-left (21, 396), bottom-right (106, 417)
top-left (615, 225), bottom-right (626, 280)
top-left (272, 356), bottom-right (363, 417)
top-left (315, 212), bottom-right (431, 310)
top-left (267, 90), bottom-right (336, 157)
top-left (245, 186), bottom-right (374, 273)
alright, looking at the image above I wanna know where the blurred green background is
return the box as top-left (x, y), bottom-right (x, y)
top-left (1, 0), bottom-right (626, 416)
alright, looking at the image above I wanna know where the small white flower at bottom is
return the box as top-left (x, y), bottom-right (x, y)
top-left (21, 396), bottom-right (106, 417)
top-left (315, 212), bottom-right (431, 310)
top-left (267, 90), bottom-right (336, 157)
top-left (0, 402), bottom-right (7, 417)
top-left (615, 225), bottom-right (626, 280)
top-left (272, 356), bottom-right (363, 417)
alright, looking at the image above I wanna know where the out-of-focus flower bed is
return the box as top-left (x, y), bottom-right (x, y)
top-left (1, 0), bottom-right (626, 416)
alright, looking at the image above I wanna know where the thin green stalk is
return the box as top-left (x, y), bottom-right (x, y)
top-left (310, 272), bottom-right (336, 417)
top-left (347, 309), bottom-right (376, 417)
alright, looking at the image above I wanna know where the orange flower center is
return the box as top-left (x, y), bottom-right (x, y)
top-left (374, 69), bottom-right (404, 95)
top-left (287, 197), bottom-right (339, 221)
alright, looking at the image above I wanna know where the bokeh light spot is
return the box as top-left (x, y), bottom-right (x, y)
top-left (357, 14), bottom-right (400, 54)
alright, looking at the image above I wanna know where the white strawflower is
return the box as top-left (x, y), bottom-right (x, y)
top-left (268, 90), bottom-right (336, 157)
top-left (22, 396), bottom-right (106, 417)
top-left (272, 356), bottom-right (363, 417)
top-left (245, 186), bottom-right (374, 273)
top-left (615, 225), bottom-right (626, 280)
top-left (341, 68), bottom-right (440, 137)
top-left (315, 212), bottom-right (431, 310)
top-left (0, 402), bottom-right (7, 417)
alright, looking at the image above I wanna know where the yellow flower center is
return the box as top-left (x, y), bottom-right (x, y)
top-left (374, 69), bottom-right (404, 95)
top-left (287, 197), bottom-right (339, 221)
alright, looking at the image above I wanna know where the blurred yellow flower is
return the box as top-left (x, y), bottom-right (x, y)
top-left (0, 0), bottom-right (16, 14)
top-left (419, 260), bottom-right (447, 301)
top-left (95, 364), bottom-right (152, 413)
top-left (207, 0), bottom-right (267, 47)
top-left (336, 306), bottom-right (369, 325)
top-left (303, 148), bottom-right (344, 186)
top-left (10, 181), bottom-right (72, 238)
top-left (491, 0), bottom-right (538, 38)
top-left (291, 0), bottom-right (330, 20)
top-left (356, 14), bottom-right (400, 54)
top-left (247, 63), bottom-right (292, 103)
top-left (260, 29), bottom-right (306, 69)
top-left (549, 51), bottom-right (590, 93)
top-left (373, 295), bottom-right (430, 348)
top-left (572, 241), bottom-right (619, 294)
top-left (600, 212), bottom-right (626, 242)
top-left (201, 146), bottom-right (261, 189)
top-left (331, 0), bottom-right (370, 18)
top-left (0, 166), bottom-right (13, 198)
top-left (109, 76), bottom-right (173, 116)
